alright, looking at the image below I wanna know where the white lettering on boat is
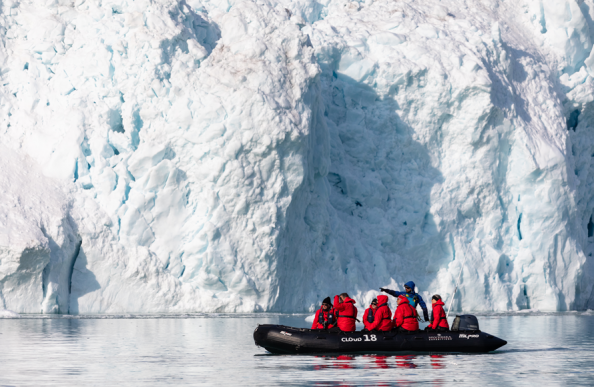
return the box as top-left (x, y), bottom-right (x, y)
top-left (459, 334), bottom-right (480, 339)
top-left (280, 331), bottom-right (292, 336)
top-left (428, 335), bottom-right (452, 341)
top-left (341, 337), bottom-right (363, 342)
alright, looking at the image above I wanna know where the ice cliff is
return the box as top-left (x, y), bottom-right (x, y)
top-left (1, 0), bottom-right (594, 314)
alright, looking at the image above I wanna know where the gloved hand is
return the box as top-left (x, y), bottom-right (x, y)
top-left (379, 288), bottom-right (387, 293)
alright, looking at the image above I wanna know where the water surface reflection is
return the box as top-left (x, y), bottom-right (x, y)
top-left (0, 313), bottom-right (593, 386)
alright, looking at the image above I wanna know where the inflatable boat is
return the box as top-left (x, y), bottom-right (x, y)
top-left (253, 315), bottom-right (507, 354)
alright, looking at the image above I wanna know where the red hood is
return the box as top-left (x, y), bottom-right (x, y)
top-left (398, 295), bottom-right (409, 304)
top-left (433, 300), bottom-right (445, 307)
top-left (377, 295), bottom-right (389, 305)
top-left (344, 297), bottom-right (356, 304)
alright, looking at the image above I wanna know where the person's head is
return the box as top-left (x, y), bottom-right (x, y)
top-left (322, 296), bottom-right (332, 310)
top-left (371, 298), bottom-right (378, 309)
top-left (339, 293), bottom-right (349, 302)
top-left (397, 295), bottom-right (408, 305)
top-left (431, 294), bottom-right (441, 305)
top-left (404, 281), bottom-right (415, 294)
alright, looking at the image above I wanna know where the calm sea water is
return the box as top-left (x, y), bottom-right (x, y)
top-left (1, 312), bottom-right (593, 386)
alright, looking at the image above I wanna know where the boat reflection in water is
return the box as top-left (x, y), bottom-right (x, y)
top-left (312, 353), bottom-right (448, 370)
top-left (311, 354), bottom-right (448, 387)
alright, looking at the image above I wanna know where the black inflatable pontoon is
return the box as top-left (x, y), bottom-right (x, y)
top-left (253, 315), bottom-right (507, 354)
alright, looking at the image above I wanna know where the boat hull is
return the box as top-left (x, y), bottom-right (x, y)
top-left (253, 324), bottom-right (507, 354)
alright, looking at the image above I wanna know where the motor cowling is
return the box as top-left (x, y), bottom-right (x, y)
top-left (451, 315), bottom-right (479, 331)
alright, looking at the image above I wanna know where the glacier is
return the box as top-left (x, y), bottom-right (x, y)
top-left (1, 0), bottom-right (594, 314)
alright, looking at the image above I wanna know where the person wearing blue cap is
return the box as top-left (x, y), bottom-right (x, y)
top-left (380, 281), bottom-right (429, 322)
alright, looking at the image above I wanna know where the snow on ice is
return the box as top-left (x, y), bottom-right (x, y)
top-left (1, 0), bottom-right (594, 314)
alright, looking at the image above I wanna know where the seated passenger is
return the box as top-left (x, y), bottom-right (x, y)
top-left (366, 295), bottom-right (393, 332)
top-left (311, 297), bottom-right (336, 330)
top-left (329, 293), bottom-right (358, 332)
top-left (363, 299), bottom-right (378, 331)
top-left (393, 295), bottom-right (419, 332)
top-left (427, 294), bottom-right (449, 332)
top-left (381, 281), bottom-right (429, 322)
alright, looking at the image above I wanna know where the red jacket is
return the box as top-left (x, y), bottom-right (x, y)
top-left (393, 295), bottom-right (419, 331)
top-left (429, 300), bottom-right (449, 330)
top-left (363, 307), bottom-right (375, 330)
top-left (334, 295), bottom-right (358, 331)
top-left (311, 308), bottom-right (337, 329)
top-left (366, 295), bottom-right (393, 331)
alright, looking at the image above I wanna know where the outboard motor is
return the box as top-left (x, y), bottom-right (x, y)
top-left (451, 315), bottom-right (480, 332)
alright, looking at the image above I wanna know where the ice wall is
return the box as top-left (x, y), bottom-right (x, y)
top-left (279, 0), bottom-right (594, 312)
top-left (1, 0), bottom-right (594, 314)
top-left (0, 145), bottom-right (79, 313)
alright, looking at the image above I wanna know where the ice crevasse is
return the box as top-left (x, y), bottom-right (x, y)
top-left (1, 0), bottom-right (594, 314)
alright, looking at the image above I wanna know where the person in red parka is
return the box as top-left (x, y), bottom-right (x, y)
top-left (393, 295), bottom-right (419, 332)
top-left (363, 299), bottom-right (378, 331)
top-left (311, 297), bottom-right (337, 330)
top-left (365, 295), bottom-right (393, 331)
top-left (330, 293), bottom-right (358, 332)
top-left (427, 294), bottom-right (449, 331)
